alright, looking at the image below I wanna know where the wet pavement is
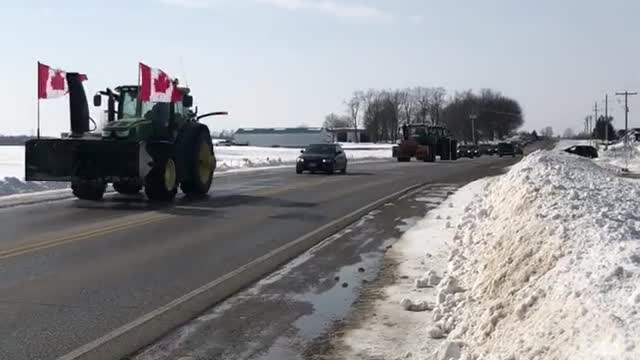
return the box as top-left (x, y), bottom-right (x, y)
top-left (129, 183), bottom-right (458, 360)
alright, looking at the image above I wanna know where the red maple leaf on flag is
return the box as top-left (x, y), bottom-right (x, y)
top-left (154, 72), bottom-right (171, 93)
top-left (51, 70), bottom-right (66, 90)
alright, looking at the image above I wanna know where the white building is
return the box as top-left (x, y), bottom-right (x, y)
top-left (233, 127), bottom-right (332, 147)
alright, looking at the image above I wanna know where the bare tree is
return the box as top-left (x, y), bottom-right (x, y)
top-left (562, 128), bottom-right (575, 139)
top-left (399, 89), bottom-right (415, 127)
top-left (413, 87), bottom-right (433, 125)
top-left (346, 91), bottom-right (364, 143)
top-left (540, 126), bottom-right (554, 138)
top-left (323, 113), bottom-right (350, 129)
top-left (429, 87), bottom-right (446, 125)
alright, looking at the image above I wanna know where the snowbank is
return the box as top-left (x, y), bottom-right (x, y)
top-left (331, 181), bottom-right (485, 359)
top-left (436, 151), bottom-right (640, 360)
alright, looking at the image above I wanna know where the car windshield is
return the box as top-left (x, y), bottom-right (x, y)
top-left (305, 144), bottom-right (335, 154)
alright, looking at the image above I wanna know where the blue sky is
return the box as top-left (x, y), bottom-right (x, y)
top-left (2, 0), bottom-right (640, 136)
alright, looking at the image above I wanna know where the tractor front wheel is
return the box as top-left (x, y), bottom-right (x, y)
top-left (72, 180), bottom-right (106, 200)
top-left (145, 157), bottom-right (178, 201)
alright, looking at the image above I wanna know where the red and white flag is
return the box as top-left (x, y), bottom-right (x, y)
top-left (139, 63), bottom-right (181, 103)
top-left (38, 62), bottom-right (87, 99)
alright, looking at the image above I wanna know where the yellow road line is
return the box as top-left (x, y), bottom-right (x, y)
top-left (1, 175), bottom-right (349, 260)
top-left (0, 214), bottom-right (173, 260)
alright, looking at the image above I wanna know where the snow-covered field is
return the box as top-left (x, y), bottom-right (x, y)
top-left (0, 144), bottom-right (392, 198)
top-left (335, 150), bottom-right (640, 360)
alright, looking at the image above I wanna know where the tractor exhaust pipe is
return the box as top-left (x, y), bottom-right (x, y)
top-left (67, 72), bottom-right (90, 137)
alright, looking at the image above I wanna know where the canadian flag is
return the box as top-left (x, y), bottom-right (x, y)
top-left (37, 62), bottom-right (87, 99)
top-left (139, 63), bottom-right (181, 103)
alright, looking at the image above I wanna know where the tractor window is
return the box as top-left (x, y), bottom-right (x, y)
top-left (120, 92), bottom-right (138, 119)
top-left (119, 91), bottom-right (155, 120)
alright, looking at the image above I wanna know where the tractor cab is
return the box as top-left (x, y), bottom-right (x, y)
top-left (94, 86), bottom-right (193, 141)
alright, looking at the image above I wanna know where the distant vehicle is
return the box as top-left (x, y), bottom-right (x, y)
top-left (564, 145), bottom-right (598, 159)
top-left (392, 125), bottom-right (458, 162)
top-left (297, 143), bottom-right (347, 174)
top-left (497, 142), bottom-right (516, 157)
top-left (514, 143), bottom-right (524, 155)
top-left (479, 144), bottom-right (495, 156)
top-left (457, 145), bottom-right (476, 158)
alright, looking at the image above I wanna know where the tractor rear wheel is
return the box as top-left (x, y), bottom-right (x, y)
top-left (72, 180), bottom-right (106, 200)
top-left (178, 126), bottom-right (214, 196)
top-left (113, 182), bottom-right (142, 195)
top-left (145, 156), bottom-right (178, 201)
top-left (425, 144), bottom-right (436, 162)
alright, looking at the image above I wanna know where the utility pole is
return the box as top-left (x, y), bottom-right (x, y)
top-left (470, 114), bottom-right (477, 144)
top-left (604, 94), bottom-right (609, 149)
top-left (616, 91), bottom-right (638, 147)
top-left (593, 101), bottom-right (599, 146)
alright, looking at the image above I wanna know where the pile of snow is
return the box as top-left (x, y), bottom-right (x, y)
top-left (434, 151), bottom-right (640, 359)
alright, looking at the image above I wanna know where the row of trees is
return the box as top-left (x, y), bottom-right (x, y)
top-left (324, 87), bottom-right (524, 143)
top-left (561, 116), bottom-right (616, 140)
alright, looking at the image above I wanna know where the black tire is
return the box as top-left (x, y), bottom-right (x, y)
top-left (440, 141), bottom-right (451, 160)
top-left (72, 180), bottom-right (106, 200)
top-left (425, 145), bottom-right (436, 162)
top-left (113, 182), bottom-right (142, 195)
top-left (177, 125), bottom-right (215, 196)
top-left (326, 164), bottom-right (335, 175)
top-left (450, 140), bottom-right (458, 160)
top-left (296, 168), bottom-right (303, 174)
top-left (145, 156), bottom-right (178, 201)
top-left (499, 154), bottom-right (503, 158)
top-left (341, 164), bottom-right (347, 174)
top-left (397, 157), bottom-right (410, 162)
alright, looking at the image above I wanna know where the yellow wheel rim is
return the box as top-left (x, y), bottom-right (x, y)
top-left (198, 142), bottom-right (213, 184)
top-left (164, 159), bottom-right (177, 191)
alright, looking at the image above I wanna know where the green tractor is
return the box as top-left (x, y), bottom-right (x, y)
top-left (25, 73), bottom-right (227, 201)
top-left (392, 124), bottom-right (458, 162)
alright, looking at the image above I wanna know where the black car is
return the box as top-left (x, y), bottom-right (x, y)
top-left (479, 144), bottom-right (495, 156)
top-left (297, 144), bottom-right (348, 174)
top-left (497, 142), bottom-right (516, 157)
top-left (457, 145), bottom-right (476, 158)
top-left (564, 145), bottom-right (598, 159)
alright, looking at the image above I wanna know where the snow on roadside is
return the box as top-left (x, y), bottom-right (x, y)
top-left (0, 144), bottom-right (392, 199)
top-left (434, 151), bottom-right (640, 360)
top-left (333, 178), bottom-right (488, 359)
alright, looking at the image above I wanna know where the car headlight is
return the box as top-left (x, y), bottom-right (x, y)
top-left (322, 158), bottom-right (333, 163)
top-left (115, 129), bottom-right (130, 138)
top-left (297, 157), bottom-right (304, 162)
top-left (102, 130), bottom-right (112, 138)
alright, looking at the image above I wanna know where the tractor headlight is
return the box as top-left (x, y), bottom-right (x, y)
top-left (115, 129), bottom-right (130, 138)
top-left (102, 130), bottom-right (112, 138)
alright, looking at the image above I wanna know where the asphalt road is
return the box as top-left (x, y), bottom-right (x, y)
top-left (0, 154), bottom-right (522, 360)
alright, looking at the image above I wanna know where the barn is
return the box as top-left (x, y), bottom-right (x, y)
top-left (233, 127), bottom-right (332, 147)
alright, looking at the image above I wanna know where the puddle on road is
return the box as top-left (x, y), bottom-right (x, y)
top-left (258, 253), bottom-right (382, 360)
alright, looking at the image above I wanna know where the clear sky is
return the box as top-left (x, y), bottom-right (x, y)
top-left (2, 0), bottom-right (640, 136)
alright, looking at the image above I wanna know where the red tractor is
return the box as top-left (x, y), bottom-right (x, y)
top-left (392, 125), bottom-right (458, 162)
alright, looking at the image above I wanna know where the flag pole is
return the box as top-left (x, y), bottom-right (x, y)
top-left (37, 61), bottom-right (41, 139)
